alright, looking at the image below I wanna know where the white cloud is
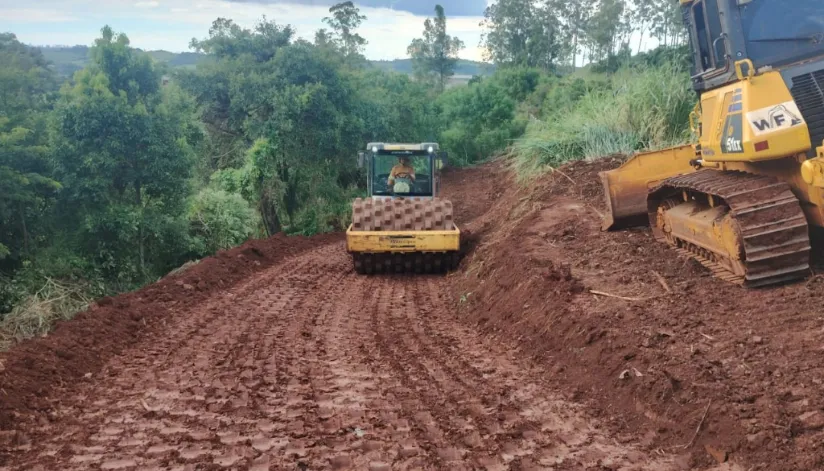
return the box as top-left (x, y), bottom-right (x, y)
top-left (0, 8), bottom-right (79, 23)
top-left (1, 0), bottom-right (487, 61)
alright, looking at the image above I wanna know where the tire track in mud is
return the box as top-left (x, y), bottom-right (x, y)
top-left (3, 241), bottom-right (678, 471)
top-left (373, 275), bottom-right (678, 470)
top-left (6, 246), bottom-right (346, 470)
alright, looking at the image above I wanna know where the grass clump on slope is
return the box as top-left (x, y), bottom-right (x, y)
top-left (512, 63), bottom-right (697, 180)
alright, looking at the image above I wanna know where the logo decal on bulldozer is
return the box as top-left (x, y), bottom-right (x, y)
top-left (721, 113), bottom-right (744, 153)
top-left (747, 101), bottom-right (805, 136)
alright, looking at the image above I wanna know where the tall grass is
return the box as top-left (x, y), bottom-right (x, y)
top-left (512, 63), bottom-right (696, 179)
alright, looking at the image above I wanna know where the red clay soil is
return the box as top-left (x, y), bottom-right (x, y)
top-left (453, 156), bottom-right (824, 470)
top-left (3, 157), bottom-right (820, 471)
top-left (0, 162), bottom-right (681, 471)
top-left (0, 233), bottom-right (341, 431)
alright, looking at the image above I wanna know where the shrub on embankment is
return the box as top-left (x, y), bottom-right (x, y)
top-left (511, 63), bottom-right (697, 179)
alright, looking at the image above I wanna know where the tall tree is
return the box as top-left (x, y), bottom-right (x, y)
top-left (632, 0), bottom-right (656, 54)
top-left (185, 20), bottom-right (365, 235)
top-left (53, 26), bottom-right (200, 280)
top-left (407, 5), bottom-right (465, 92)
top-left (481, 0), bottom-right (562, 70)
top-left (190, 17), bottom-right (294, 62)
top-left (550, 0), bottom-right (596, 68)
top-left (0, 34), bottom-right (60, 264)
top-left (650, 0), bottom-right (686, 47)
top-left (586, 0), bottom-right (627, 61)
top-left (323, 1), bottom-right (368, 58)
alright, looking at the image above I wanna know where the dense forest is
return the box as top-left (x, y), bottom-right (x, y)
top-left (0, 0), bottom-right (694, 343)
top-left (39, 45), bottom-right (495, 80)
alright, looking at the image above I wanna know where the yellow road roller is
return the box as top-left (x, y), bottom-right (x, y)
top-left (346, 143), bottom-right (461, 274)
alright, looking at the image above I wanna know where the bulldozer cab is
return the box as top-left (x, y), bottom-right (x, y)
top-left (358, 143), bottom-right (448, 198)
top-left (684, 0), bottom-right (824, 92)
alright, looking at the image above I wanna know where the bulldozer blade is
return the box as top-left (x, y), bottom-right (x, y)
top-left (600, 144), bottom-right (698, 231)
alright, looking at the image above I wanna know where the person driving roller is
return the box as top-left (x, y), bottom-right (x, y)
top-left (388, 155), bottom-right (415, 193)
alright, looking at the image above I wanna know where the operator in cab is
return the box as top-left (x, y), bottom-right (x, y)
top-left (387, 156), bottom-right (416, 187)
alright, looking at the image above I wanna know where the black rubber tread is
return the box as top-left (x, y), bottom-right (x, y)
top-left (351, 252), bottom-right (460, 275)
top-left (648, 170), bottom-right (811, 287)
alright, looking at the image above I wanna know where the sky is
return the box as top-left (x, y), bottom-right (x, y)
top-left (0, 0), bottom-right (492, 61)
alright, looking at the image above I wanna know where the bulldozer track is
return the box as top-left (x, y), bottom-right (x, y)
top-left (648, 170), bottom-right (812, 287)
top-left (350, 197), bottom-right (458, 274)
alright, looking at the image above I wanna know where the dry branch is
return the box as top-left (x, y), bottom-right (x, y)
top-left (589, 290), bottom-right (656, 302)
top-left (652, 271), bottom-right (671, 293)
top-left (681, 401), bottom-right (712, 449)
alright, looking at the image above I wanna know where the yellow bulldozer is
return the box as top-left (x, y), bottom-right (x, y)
top-left (601, 0), bottom-right (824, 287)
top-left (345, 143), bottom-right (461, 274)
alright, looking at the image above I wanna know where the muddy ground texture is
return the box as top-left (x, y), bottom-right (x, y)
top-left (0, 157), bottom-right (821, 470)
top-left (453, 157), bottom-right (824, 471)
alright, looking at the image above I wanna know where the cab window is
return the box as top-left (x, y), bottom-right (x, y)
top-left (372, 153), bottom-right (433, 196)
top-left (691, 0), bottom-right (726, 73)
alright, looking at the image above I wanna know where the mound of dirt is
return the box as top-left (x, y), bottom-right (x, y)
top-left (450, 157), bottom-right (824, 470)
top-left (0, 232), bottom-right (341, 430)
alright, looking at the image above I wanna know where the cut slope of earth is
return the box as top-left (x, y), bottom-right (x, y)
top-left (452, 156), bottom-right (824, 470)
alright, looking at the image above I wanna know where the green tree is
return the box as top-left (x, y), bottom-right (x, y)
top-left (650, 0), bottom-right (686, 47)
top-left (184, 19), bottom-right (372, 235)
top-left (586, 0), bottom-right (626, 61)
top-left (436, 73), bottom-right (528, 164)
top-left (632, 0), bottom-right (656, 54)
top-left (322, 2), bottom-right (368, 59)
top-left (53, 26), bottom-right (200, 281)
top-left (189, 17), bottom-right (294, 62)
top-left (407, 5), bottom-right (465, 93)
top-left (0, 34), bottom-right (60, 264)
top-left (481, 0), bottom-right (562, 71)
top-left (551, 0), bottom-right (596, 68)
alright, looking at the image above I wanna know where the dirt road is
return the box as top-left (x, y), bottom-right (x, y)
top-left (0, 164), bottom-right (687, 470)
top-left (2, 242), bottom-right (679, 470)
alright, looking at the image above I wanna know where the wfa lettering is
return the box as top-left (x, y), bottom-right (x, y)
top-left (747, 102), bottom-right (805, 137)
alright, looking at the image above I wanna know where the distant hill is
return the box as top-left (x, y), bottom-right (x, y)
top-left (37, 45), bottom-right (495, 80)
top-left (370, 58), bottom-right (496, 77)
top-left (39, 45), bottom-right (207, 77)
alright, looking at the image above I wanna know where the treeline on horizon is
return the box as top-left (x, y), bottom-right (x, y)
top-left (0, 0), bottom-right (693, 339)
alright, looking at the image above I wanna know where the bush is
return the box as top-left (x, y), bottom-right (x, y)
top-left (512, 63), bottom-right (696, 179)
top-left (188, 188), bottom-right (261, 256)
top-left (436, 77), bottom-right (526, 165)
top-left (285, 166), bottom-right (363, 236)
